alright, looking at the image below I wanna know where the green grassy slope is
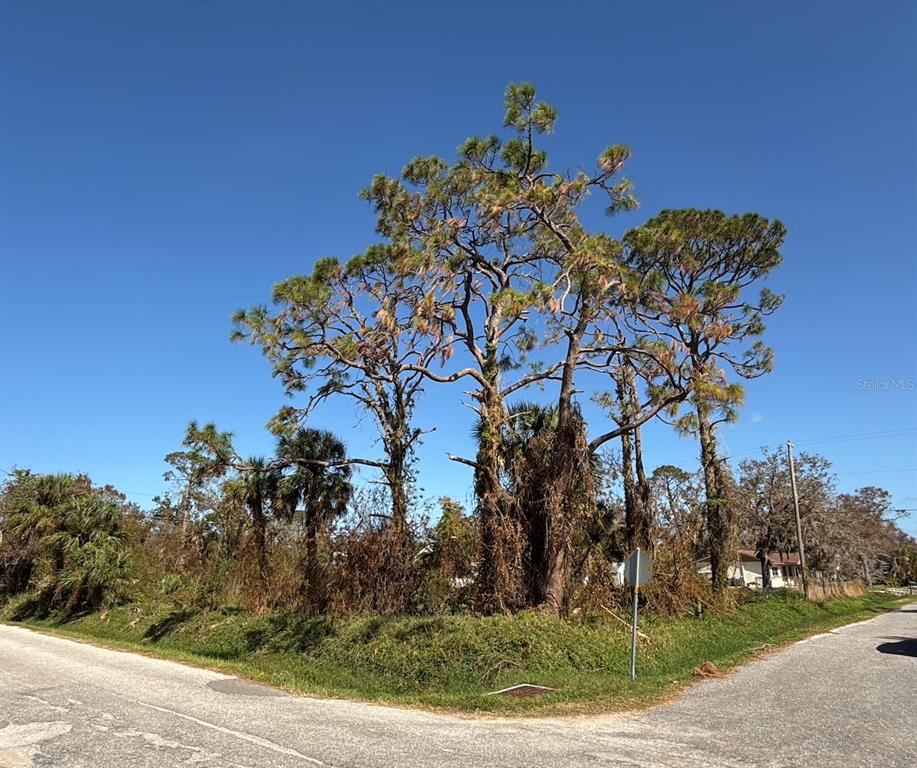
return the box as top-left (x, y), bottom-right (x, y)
top-left (5, 591), bottom-right (910, 715)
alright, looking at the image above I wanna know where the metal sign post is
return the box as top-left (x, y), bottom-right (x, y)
top-left (623, 547), bottom-right (653, 682)
top-left (630, 580), bottom-right (640, 682)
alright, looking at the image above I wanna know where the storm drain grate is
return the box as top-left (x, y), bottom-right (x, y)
top-left (486, 683), bottom-right (555, 698)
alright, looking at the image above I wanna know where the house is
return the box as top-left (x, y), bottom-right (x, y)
top-left (610, 560), bottom-right (626, 586)
top-left (696, 549), bottom-right (802, 589)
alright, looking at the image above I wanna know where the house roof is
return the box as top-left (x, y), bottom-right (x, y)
top-left (697, 549), bottom-right (801, 566)
top-left (746, 549), bottom-right (801, 566)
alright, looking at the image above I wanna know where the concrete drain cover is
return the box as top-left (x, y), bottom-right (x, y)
top-left (207, 677), bottom-right (285, 697)
top-left (486, 684), bottom-right (555, 698)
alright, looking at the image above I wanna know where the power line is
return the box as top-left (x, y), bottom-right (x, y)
top-left (795, 427), bottom-right (916, 440)
top-left (834, 468), bottom-right (917, 475)
top-left (793, 428), bottom-right (917, 447)
top-left (724, 428), bottom-right (917, 461)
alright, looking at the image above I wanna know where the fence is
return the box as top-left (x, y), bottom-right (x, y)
top-left (806, 580), bottom-right (865, 600)
top-left (870, 584), bottom-right (917, 597)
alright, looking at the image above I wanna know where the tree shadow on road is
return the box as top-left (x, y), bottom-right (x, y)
top-left (876, 637), bottom-right (917, 657)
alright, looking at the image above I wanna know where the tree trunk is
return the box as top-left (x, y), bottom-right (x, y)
top-left (617, 363), bottom-right (652, 552)
top-left (382, 389), bottom-right (412, 530)
top-left (542, 540), bottom-right (567, 613)
top-left (381, 442), bottom-right (415, 613)
top-left (620, 427), bottom-right (652, 550)
top-left (758, 549), bottom-right (772, 590)
top-left (620, 422), bottom-right (637, 546)
top-left (522, 478), bottom-right (548, 606)
top-left (384, 441), bottom-right (412, 545)
top-left (177, 487), bottom-right (192, 571)
top-left (250, 492), bottom-right (269, 591)
top-left (302, 509), bottom-right (326, 611)
top-left (697, 406), bottom-right (731, 591)
top-left (474, 382), bottom-right (513, 614)
top-left (632, 427), bottom-right (651, 550)
top-left (540, 324), bottom-right (593, 615)
top-left (181, 506), bottom-right (191, 547)
top-left (388, 468), bottom-right (409, 531)
top-left (541, 413), bottom-right (584, 614)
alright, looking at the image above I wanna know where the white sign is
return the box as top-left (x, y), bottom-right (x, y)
top-left (623, 548), bottom-right (653, 589)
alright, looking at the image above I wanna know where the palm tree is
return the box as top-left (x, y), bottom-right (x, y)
top-left (228, 456), bottom-right (280, 589)
top-left (276, 428), bottom-right (352, 608)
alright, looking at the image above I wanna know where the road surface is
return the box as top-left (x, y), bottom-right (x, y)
top-left (1, 605), bottom-right (915, 767)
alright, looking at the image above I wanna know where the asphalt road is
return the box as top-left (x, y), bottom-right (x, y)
top-left (1, 605), bottom-right (915, 768)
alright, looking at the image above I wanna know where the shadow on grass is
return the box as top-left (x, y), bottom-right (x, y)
top-left (9, 594), bottom-right (128, 626)
top-left (6, 592), bottom-right (89, 623)
top-left (244, 614), bottom-right (333, 653)
top-left (8, 594), bottom-right (53, 622)
top-left (393, 617), bottom-right (447, 642)
top-left (143, 608), bottom-right (195, 642)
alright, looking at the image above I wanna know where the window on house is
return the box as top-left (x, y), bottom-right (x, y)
top-left (772, 567), bottom-right (781, 577)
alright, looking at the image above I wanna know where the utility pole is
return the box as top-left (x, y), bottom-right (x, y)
top-left (786, 441), bottom-right (810, 599)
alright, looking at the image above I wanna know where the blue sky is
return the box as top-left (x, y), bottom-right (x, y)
top-left (2, 1), bottom-right (916, 535)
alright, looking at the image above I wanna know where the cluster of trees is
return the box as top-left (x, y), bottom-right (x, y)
top-left (230, 82), bottom-right (786, 613)
top-left (2, 83), bottom-right (913, 618)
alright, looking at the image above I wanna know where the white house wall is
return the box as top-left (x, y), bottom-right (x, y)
top-left (696, 559), bottom-right (793, 589)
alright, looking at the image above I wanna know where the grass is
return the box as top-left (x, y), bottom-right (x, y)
top-left (4, 591), bottom-right (912, 716)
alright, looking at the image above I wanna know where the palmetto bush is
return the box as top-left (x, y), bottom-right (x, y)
top-left (44, 495), bottom-right (135, 612)
top-left (1, 471), bottom-right (136, 615)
